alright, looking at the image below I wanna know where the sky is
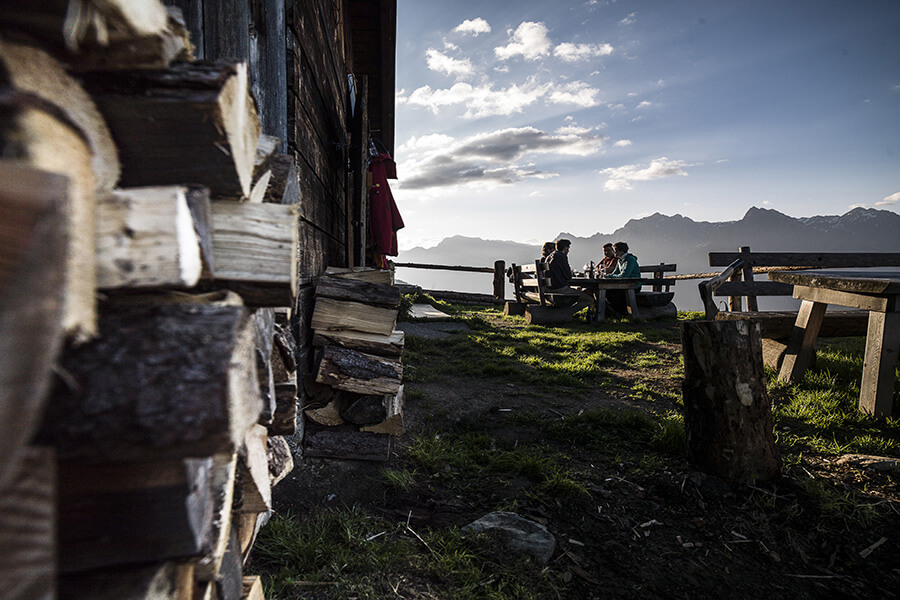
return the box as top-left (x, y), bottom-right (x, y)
top-left (390, 0), bottom-right (900, 250)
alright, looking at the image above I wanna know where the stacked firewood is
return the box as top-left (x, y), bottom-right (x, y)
top-left (304, 268), bottom-right (406, 461)
top-left (0, 2), bottom-right (298, 599)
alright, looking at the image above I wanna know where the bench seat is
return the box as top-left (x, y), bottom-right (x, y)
top-left (714, 310), bottom-right (869, 339)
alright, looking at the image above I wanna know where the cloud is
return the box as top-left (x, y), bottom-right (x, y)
top-left (849, 192), bottom-right (900, 210)
top-left (453, 18), bottom-right (491, 36)
top-left (881, 192), bottom-right (900, 205)
top-left (425, 49), bottom-right (473, 77)
top-left (619, 12), bottom-right (637, 26)
top-left (553, 42), bottom-right (614, 62)
top-left (614, 139), bottom-right (632, 147)
top-left (495, 22), bottom-right (552, 61)
top-left (635, 100), bottom-right (653, 109)
top-left (547, 81), bottom-right (602, 106)
top-left (397, 78), bottom-right (602, 117)
top-left (599, 157), bottom-right (689, 191)
top-left (397, 126), bottom-right (604, 190)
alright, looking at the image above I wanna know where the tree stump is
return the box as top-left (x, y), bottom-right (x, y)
top-left (681, 320), bottom-right (781, 482)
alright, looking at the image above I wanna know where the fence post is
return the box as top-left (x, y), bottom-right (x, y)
top-left (739, 246), bottom-right (758, 312)
top-left (493, 260), bottom-right (505, 300)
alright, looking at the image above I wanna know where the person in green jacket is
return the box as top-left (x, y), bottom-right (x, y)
top-left (607, 241), bottom-right (641, 279)
top-left (604, 241), bottom-right (640, 315)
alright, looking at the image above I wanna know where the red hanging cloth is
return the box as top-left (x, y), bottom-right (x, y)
top-left (368, 152), bottom-right (404, 263)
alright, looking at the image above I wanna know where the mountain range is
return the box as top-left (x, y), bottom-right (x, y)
top-left (395, 207), bottom-right (900, 311)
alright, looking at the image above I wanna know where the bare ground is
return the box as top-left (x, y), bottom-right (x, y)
top-left (272, 316), bottom-right (900, 599)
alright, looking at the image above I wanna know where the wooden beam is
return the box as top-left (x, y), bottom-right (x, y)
top-left (60, 562), bottom-right (194, 600)
top-left (779, 300), bottom-right (828, 383)
top-left (81, 61), bottom-right (260, 198)
top-left (859, 311), bottom-right (900, 417)
top-left (40, 300), bottom-right (262, 461)
top-left (710, 252), bottom-right (900, 268)
top-left (324, 266), bottom-right (392, 284)
top-left (196, 453), bottom-right (237, 582)
top-left (96, 186), bottom-right (203, 289)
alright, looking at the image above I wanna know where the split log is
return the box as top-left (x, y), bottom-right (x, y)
top-left (247, 169), bottom-right (272, 204)
top-left (305, 399), bottom-right (344, 427)
top-left (252, 309), bottom-right (276, 425)
top-left (273, 323), bottom-right (298, 378)
top-left (60, 562), bottom-right (194, 600)
top-left (681, 320), bottom-right (781, 482)
top-left (66, 6), bottom-right (194, 71)
top-left (341, 392), bottom-right (394, 426)
top-left (234, 425), bottom-right (271, 514)
top-left (185, 186), bottom-right (215, 277)
top-left (316, 346), bottom-right (403, 396)
top-left (57, 456), bottom-right (214, 572)
top-left (266, 435), bottom-right (293, 488)
top-left (325, 266), bottom-right (392, 284)
top-left (252, 134), bottom-right (280, 181)
top-left (262, 154), bottom-right (299, 205)
top-left (0, 447), bottom-right (55, 600)
top-left (242, 576), bottom-right (265, 600)
top-left (303, 422), bottom-right (392, 462)
top-left (0, 35), bottom-right (120, 192)
top-left (269, 380), bottom-right (298, 436)
top-left (315, 275), bottom-right (401, 307)
top-left (95, 186), bottom-right (203, 289)
top-left (0, 164), bottom-right (67, 491)
top-left (235, 513), bottom-right (267, 565)
top-left (311, 297), bottom-right (398, 337)
top-left (0, 0), bottom-right (168, 52)
top-left (40, 300), bottom-right (262, 460)
top-left (358, 387), bottom-right (404, 436)
top-left (81, 61), bottom-right (260, 198)
top-left (1, 85), bottom-right (97, 338)
top-left (196, 453), bottom-right (237, 582)
top-left (313, 329), bottom-right (404, 358)
top-left (208, 202), bottom-right (298, 305)
top-left (211, 524), bottom-right (243, 600)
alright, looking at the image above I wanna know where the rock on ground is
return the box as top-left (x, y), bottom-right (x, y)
top-left (462, 511), bottom-right (556, 566)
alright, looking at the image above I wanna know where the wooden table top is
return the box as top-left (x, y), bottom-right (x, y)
top-left (570, 277), bottom-right (642, 290)
top-left (768, 270), bottom-right (900, 296)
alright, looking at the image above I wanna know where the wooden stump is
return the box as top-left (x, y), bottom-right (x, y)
top-left (503, 301), bottom-right (526, 316)
top-left (681, 320), bottom-right (781, 482)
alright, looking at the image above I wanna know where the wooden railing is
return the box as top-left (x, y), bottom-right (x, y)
top-left (392, 260), bottom-right (507, 304)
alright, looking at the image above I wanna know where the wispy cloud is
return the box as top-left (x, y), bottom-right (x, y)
top-left (398, 126), bottom-right (605, 190)
top-left (495, 22), bottom-right (552, 61)
top-left (635, 100), bottom-right (653, 109)
top-left (613, 139), bottom-right (632, 147)
top-left (619, 12), bottom-right (637, 26)
top-left (397, 78), bottom-right (602, 117)
top-left (849, 192), bottom-right (900, 210)
top-left (425, 49), bottom-right (473, 77)
top-left (453, 18), bottom-right (491, 36)
top-left (599, 157), bottom-right (689, 191)
top-left (553, 42), bottom-right (614, 62)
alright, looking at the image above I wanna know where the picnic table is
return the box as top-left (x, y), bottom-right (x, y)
top-left (571, 276), bottom-right (642, 322)
top-left (769, 269), bottom-right (900, 417)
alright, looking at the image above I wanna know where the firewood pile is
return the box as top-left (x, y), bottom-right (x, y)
top-left (0, 2), bottom-right (310, 598)
top-left (304, 268), bottom-right (406, 461)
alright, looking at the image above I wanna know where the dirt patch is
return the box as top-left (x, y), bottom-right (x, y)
top-left (272, 316), bottom-right (900, 599)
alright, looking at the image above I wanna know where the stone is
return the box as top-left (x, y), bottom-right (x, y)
top-left (836, 454), bottom-right (900, 474)
top-left (462, 511), bottom-right (556, 565)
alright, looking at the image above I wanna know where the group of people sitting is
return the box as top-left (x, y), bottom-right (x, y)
top-left (540, 238), bottom-right (641, 316)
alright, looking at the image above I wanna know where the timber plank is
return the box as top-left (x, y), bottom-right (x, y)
top-left (311, 297), bottom-right (398, 336)
top-left (313, 329), bottom-right (404, 357)
top-left (710, 252), bottom-right (900, 268)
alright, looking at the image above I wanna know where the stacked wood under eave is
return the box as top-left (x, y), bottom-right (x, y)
top-left (0, 8), bottom-right (300, 598)
top-left (304, 269), bottom-right (406, 461)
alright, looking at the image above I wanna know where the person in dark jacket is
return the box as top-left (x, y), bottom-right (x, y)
top-left (545, 238), bottom-right (592, 309)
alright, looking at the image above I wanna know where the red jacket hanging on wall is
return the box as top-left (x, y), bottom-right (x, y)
top-left (368, 151), bottom-right (404, 263)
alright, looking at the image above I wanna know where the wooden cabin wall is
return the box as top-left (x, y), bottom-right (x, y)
top-left (163, 0), bottom-right (369, 373)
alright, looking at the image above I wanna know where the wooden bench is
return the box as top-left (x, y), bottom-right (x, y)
top-left (506, 261), bottom-right (586, 324)
top-left (698, 246), bottom-right (900, 368)
top-left (636, 263), bottom-right (677, 309)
